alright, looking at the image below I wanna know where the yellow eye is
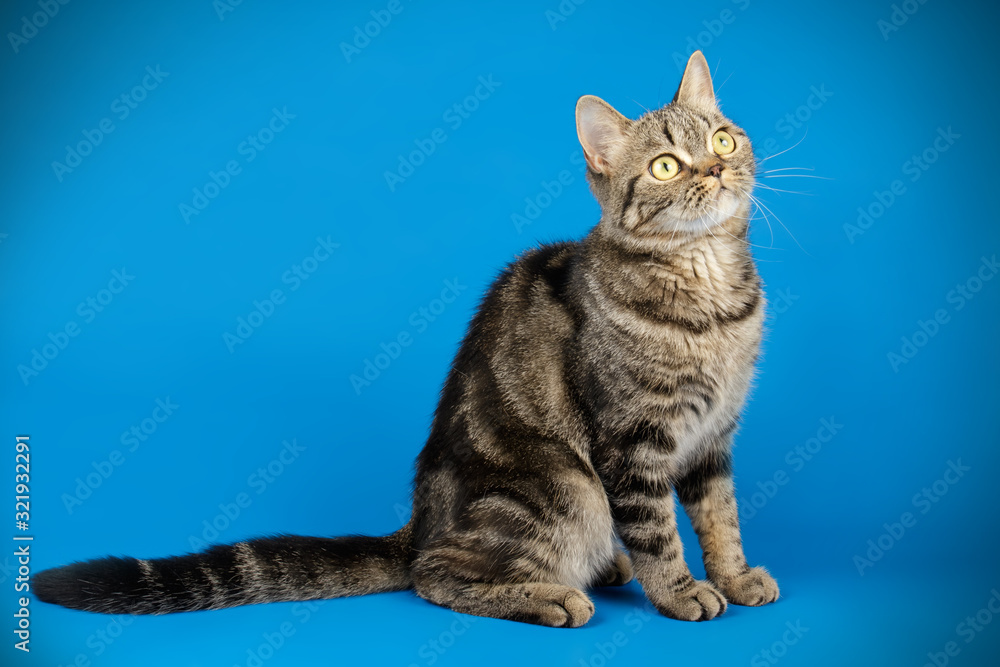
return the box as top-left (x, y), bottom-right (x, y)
top-left (712, 130), bottom-right (736, 155)
top-left (650, 155), bottom-right (680, 181)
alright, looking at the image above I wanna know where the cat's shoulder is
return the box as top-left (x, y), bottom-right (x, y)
top-left (506, 239), bottom-right (582, 279)
top-left (480, 239), bottom-right (584, 309)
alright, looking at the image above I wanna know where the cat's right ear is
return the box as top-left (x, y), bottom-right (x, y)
top-left (576, 95), bottom-right (631, 175)
top-left (673, 51), bottom-right (715, 108)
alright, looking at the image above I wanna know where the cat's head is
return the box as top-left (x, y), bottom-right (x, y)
top-left (576, 51), bottom-right (754, 241)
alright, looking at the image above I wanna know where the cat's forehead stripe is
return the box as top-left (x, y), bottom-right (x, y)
top-left (694, 112), bottom-right (714, 129)
top-left (662, 124), bottom-right (674, 145)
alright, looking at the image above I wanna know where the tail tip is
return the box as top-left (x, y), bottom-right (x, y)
top-left (34, 557), bottom-right (138, 613)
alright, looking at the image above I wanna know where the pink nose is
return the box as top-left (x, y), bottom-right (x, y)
top-left (708, 163), bottom-right (723, 178)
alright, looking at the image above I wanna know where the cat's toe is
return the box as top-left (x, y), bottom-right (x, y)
top-left (713, 566), bottom-right (780, 606)
top-left (559, 588), bottom-right (596, 628)
top-left (654, 579), bottom-right (727, 621)
top-left (528, 585), bottom-right (595, 628)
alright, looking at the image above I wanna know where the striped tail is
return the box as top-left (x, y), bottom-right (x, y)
top-left (34, 526), bottom-right (413, 615)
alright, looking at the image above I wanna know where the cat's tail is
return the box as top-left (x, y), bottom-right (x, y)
top-left (34, 524), bottom-right (414, 615)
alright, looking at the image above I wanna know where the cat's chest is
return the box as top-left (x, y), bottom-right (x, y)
top-left (631, 322), bottom-right (757, 414)
top-left (592, 304), bottom-right (762, 467)
top-left (580, 241), bottom-right (762, 464)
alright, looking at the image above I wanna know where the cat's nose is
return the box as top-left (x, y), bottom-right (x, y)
top-left (708, 163), bottom-right (723, 178)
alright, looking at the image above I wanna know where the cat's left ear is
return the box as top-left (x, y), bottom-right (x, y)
top-left (576, 95), bottom-right (632, 174)
top-left (673, 50), bottom-right (716, 107)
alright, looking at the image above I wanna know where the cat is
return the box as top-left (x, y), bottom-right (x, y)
top-left (36, 50), bottom-right (779, 627)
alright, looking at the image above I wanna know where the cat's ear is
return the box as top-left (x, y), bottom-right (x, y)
top-left (673, 50), bottom-right (715, 107)
top-left (576, 95), bottom-right (631, 174)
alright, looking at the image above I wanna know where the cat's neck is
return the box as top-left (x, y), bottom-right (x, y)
top-left (581, 213), bottom-right (760, 328)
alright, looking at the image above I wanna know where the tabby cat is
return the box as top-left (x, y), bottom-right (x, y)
top-left (37, 51), bottom-right (779, 627)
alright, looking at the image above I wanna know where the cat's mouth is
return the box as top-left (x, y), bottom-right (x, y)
top-left (678, 188), bottom-right (741, 234)
top-left (635, 180), bottom-right (745, 238)
top-left (697, 182), bottom-right (736, 210)
top-left (641, 195), bottom-right (740, 238)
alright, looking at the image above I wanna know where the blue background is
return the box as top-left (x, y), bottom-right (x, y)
top-left (2, 0), bottom-right (999, 665)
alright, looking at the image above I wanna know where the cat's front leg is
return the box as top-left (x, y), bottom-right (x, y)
top-left (607, 474), bottom-right (727, 621)
top-left (675, 448), bottom-right (780, 607)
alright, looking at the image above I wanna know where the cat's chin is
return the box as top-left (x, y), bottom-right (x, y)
top-left (691, 195), bottom-right (742, 233)
top-left (648, 191), bottom-right (743, 237)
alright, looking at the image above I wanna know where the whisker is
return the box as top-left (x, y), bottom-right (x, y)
top-left (701, 212), bottom-right (759, 262)
top-left (758, 166), bottom-right (816, 174)
top-left (706, 208), bottom-right (775, 253)
top-left (735, 186), bottom-right (776, 249)
top-left (757, 131), bottom-right (809, 164)
top-left (761, 174), bottom-right (833, 181)
top-left (746, 192), bottom-right (774, 246)
top-left (718, 205), bottom-right (788, 261)
top-left (700, 201), bottom-right (742, 243)
top-left (630, 98), bottom-right (652, 115)
top-left (747, 191), bottom-right (811, 256)
top-left (715, 70), bottom-right (734, 94)
top-left (750, 197), bottom-right (776, 249)
top-left (754, 183), bottom-right (812, 196)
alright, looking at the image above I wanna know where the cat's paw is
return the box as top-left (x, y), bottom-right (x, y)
top-left (526, 585), bottom-right (595, 628)
top-left (652, 579), bottom-right (727, 621)
top-left (713, 567), bottom-right (779, 606)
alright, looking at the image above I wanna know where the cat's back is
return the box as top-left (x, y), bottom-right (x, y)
top-left (418, 240), bottom-right (591, 470)
top-left (479, 240), bottom-right (583, 332)
top-left (414, 239), bottom-right (597, 544)
top-left (457, 240), bottom-right (589, 439)
top-left (446, 240), bottom-right (584, 370)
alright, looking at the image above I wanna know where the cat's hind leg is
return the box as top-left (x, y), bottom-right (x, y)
top-left (412, 530), bottom-right (597, 627)
top-left (410, 478), bottom-right (613, 627)
top-left (413, 573), bottom-right (595, 628)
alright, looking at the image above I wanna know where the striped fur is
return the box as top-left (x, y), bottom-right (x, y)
top-left (35, 51), bottom-right (778, 625)
top-left (35, 531), bottom-right (413, 615)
